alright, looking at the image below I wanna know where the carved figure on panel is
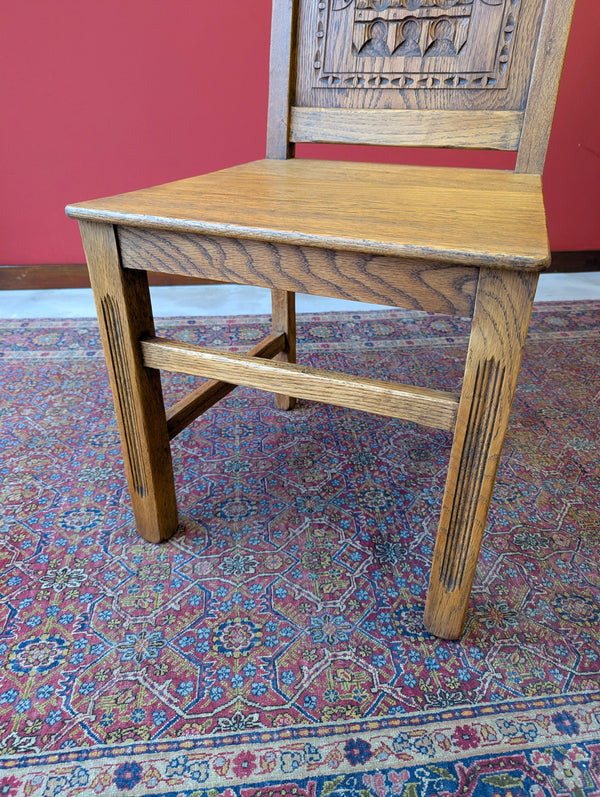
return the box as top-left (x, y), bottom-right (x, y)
top-left (315, 0), bottom-right (521, 89)
top-left (358, 19), bottom-right (392, 55)
top-left (392, 19), bottom-right (422, 56)
top-left (424, 18), bottom-right (458, 56)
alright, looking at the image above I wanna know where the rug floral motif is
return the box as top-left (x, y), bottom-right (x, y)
top-left (0, 302), bottom-right (599, 796)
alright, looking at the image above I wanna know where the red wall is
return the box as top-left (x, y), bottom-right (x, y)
top-left (1, 0), bottom-right (598, 265)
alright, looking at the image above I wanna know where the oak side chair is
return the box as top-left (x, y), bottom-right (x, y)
top-left (66, 0), bottom-right (577, 640)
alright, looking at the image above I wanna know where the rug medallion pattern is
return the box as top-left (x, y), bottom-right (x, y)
top-left (0, 303), bottom-right (599, 795)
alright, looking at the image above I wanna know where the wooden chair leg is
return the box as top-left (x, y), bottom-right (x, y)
top-left (271, 288), bottom-right (297, 410)
top-left (424, 268), bottom-right (539, 639)
top-left (79, 220), bottom-right (179, 543)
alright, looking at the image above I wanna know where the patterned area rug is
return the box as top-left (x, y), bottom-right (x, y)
top-left (1, 302), bottom-right (599, 797)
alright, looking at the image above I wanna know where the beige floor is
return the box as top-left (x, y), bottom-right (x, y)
top-left (1, 272), bottom-right (600, 319)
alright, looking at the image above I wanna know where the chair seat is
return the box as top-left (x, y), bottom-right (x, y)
top-left (66, 159), bottom-right (549, 271)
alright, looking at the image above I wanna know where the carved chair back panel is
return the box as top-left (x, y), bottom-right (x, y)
top-left (294, 0), bottom-right (544, 111)
top-left (268, 0), bottom-right (575, 168)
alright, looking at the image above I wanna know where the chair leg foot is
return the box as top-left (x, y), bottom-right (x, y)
top-left (80, 220), bottom-right (179, 544)
top-left (424, 268), bottom-right (538, 639)
top-left (271, 288), bottom-right (297, 410)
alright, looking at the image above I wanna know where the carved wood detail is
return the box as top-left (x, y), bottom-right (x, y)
top-left (314, 0), bottom-right (520, 89)
top-left (99, 294), bottom-right (148, 499)
top-left (438, 356), bottom-right (505, 590)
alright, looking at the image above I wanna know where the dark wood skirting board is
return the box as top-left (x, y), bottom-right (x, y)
top-left (0, 264), bottom-right (222, 291)
top-left (0, 252), bottom-right (597, 291)
top-left (547, 251), bottom-right (600, 273)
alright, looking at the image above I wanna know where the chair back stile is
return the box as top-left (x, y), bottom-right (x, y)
top-left (267, 0), bottom-right (576, 172)
top-left (267, 0), bottom-right (299, 159)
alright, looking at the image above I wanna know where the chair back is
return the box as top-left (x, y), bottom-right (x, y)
top-left (267, 0), bottom-right (576, 172)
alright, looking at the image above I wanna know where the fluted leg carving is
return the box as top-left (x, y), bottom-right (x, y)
top-left (79, 220), bottom-right (178, 543)
top-left (425, 268), bottom-right (539, 639)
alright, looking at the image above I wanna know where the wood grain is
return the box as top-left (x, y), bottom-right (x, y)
top-left (118, 225), bottom-right (478, 317)
top-left (516, 0), bottom-right (578, 174)
top-left (271, 288), bottom-right (297, 410)
top-left (290, 108), bottom-right (523, 150)
top-left (166, 332), bottom-right (286, 439)
top-left (293, 0), bottom-right (549, 116)
top-left (424, 267), bottom-right (539, 638)
top-left (78, 221), bottom-right (178, 543)
top-left (66, 159), bottom-right (550, 271)
top-left (266, 0), bottom-right (297, 159)
top-left (142, 336), bottom-right (460, 431)
top-left (1, 251), bottom-right (593, 291)
top-left (290, 0), bottom-right (576, 173)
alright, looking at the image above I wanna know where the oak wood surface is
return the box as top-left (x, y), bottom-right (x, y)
top-left (266, 0), bottom-right (297, 159)
top-left (293, 0), bottom-right (548, 116)
top-left (289, 0), bottom-right (576, 169)
top-left (516, 0), bottom-right (579, 173)
top-left (271, 288), bottom-right (297, 410)
top-left (78, 221), bottom-right (178, 543)
top-left (66, 159), bottom-right (549, 270)
top-left (142, 336), bottom-right (460, 431)
top-left (166, 332), bottom-right (286, 439)
top-left (290, 109), bottom-right (524, 150)
top-left (118, 226), bottom-right (478, 317)
top-left (425, 267), bottom-right (539, 638)
top-left (1, 251), bottom-right (594, 292)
